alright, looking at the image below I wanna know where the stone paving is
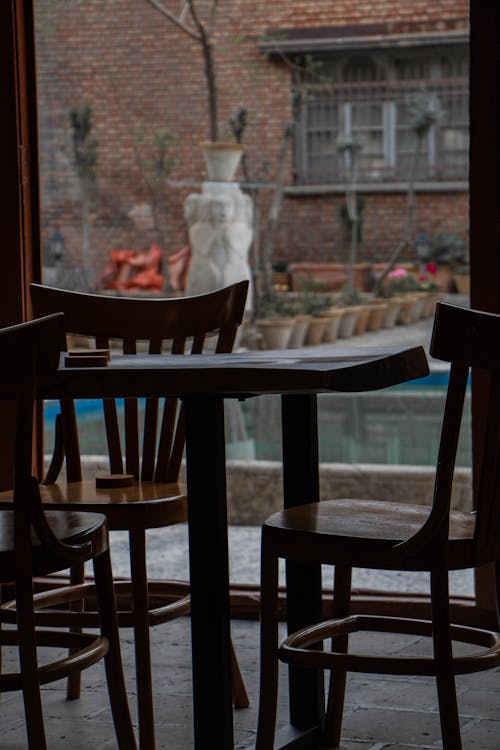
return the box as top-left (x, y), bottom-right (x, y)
top-left (1, 611), bottom-right (499, 749)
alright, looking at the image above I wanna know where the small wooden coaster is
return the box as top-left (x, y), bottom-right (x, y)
top-left (95, 473), bottom-right (134, 488)
top-left (68, 347), bottom-right (111, 360)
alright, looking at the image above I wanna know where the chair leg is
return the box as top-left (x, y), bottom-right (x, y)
top-left (256, 534), bottom-right (280, 750)
top-left (230, 636), bottom-right (250, 708)
top-left (17, 576), bottom-right (48, 750)
top-left (67, 561), bottom-right (85, 700)
top-left (430, 560), bottom-right (462, 750)
top-left (324, 565), bottom-right (352, 748)
top-left (495, 560), bottom-right (500, 631)
top-left (129, 528), bottom-right (156, 750)
top-left (93, 548), bottom-right (138, 750)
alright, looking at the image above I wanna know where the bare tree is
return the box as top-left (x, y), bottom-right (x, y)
top-left (373, 90), bottom-right (444, 296)
top-left (336, 133), bottom-right (363, 292)
top-left (144, 0), bottom-right (219, 140)
top-left (70, 105), bottom-right (98, 290)
top-left (229, 92), bottom-right (303, 310)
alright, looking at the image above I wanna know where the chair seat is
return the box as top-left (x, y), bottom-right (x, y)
top-left (0, 481), bottom-right (188, 531)
top-left (0, 509), bottom-right (108, 581)
top-left (264, 499), bottom-right (477, 570)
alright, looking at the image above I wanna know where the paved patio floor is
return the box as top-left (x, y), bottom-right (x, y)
top-left (1, 609), bottom-right (499, 749)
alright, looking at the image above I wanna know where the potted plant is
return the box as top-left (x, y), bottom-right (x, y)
top-left (289, 275), bottom-right (331, 346)
top-left (425, 233), bottom-right (468, 292)
top-left (254, 293), bottom-right (296, 349)
top-left (335, 283), bottom-right (364, 338)
top-left (454, 263), bottom-right (470, 295)
top-left (386, 268), bottom-right (421, 324)
top-left (299, 291), bottom-right (331, 345)
top-left (365, 299), bottom-right (389, 332)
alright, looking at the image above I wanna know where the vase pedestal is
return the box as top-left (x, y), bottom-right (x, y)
top-left (184, 181), bottom-right (253, 311)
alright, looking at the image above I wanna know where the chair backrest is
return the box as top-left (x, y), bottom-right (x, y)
top-left (430, 301), bottom-right (500, 562)
top-left (0, 314), bottom-right (76, 572)
top-left (30, 281), bottom-right (248, 484)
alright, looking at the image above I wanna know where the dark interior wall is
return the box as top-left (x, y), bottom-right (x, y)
top-left (0, 1), bottom-right (42, 489)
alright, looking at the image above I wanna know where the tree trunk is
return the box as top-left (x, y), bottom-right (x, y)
top-left (373, 136), bottom-right (423, 296)
top-left (200, 35), bottom-right (218, 141)
top-left (261, 131), bottom-right (292, 300)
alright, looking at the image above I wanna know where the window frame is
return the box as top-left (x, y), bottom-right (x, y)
top-left (294, 44), bottom-right (469, 187)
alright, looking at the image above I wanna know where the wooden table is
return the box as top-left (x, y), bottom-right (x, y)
top-left (40, 344), bottom-right (429, 750)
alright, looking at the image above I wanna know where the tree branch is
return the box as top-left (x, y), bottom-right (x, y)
top-left (186, 0), bottom-right (209, 39)
top-left (144, 0), bottom-right (201, 41)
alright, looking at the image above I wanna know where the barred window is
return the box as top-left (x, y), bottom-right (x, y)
top-left (294, 46), bottom-right (469, 185)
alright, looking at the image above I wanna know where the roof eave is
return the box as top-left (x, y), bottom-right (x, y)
top-left (259, 29), bottom-right (469, 56)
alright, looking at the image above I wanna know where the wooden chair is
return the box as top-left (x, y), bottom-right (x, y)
top-left (0, 313), bottom-right (137, 750)
top-left (28, 280), bottom-right (249, 750)
top-left (256, 301), bottom-right (500, 750)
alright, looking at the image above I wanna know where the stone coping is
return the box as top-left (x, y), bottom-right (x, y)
top-left (64, 456), bottom-right (472, 526)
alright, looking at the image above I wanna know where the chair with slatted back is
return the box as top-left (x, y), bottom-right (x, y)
top-left (256, 301), bottom-right (500, 750)
top-left (0, 313), bottom-right (137, 750)
top-left (26, 280), bottom-right (249, 750)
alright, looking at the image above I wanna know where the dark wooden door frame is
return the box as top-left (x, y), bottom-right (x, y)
top-left (469, 0), bottom-right (500, 611)
top-left (0, 0), bottom-right (42, 488)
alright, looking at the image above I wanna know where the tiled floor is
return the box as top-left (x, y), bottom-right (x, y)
top-left (1, 614), bottom-right (499, 749)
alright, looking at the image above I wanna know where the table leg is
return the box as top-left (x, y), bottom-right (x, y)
top-left (281, 394), bottom-right (325, 734)
top-left (184, 395), bottom-right (234, 750)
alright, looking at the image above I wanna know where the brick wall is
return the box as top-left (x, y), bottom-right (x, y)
top-left (35, 1), bottom-right (469, 287)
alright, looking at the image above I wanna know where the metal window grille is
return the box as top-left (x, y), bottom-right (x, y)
top-left (295, 48), bottom-right (469, 185)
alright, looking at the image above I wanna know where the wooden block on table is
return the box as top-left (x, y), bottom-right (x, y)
top-left (95, 474), bottom-right (134, 488)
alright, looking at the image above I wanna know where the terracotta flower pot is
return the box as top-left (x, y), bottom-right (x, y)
top-left (304, 317), bottom-right (328, 346)
top-left (455, 273), bottom-right (470, 295)
top-left (255, 317), bottom-right (294, 349)
top-left (353, 305), bottom-right (371, 335)
top-left (288, 314), bottom-right (311, 348)
top-left (321, 308), bottom-right (344, 343)
top-left (366, 303), bottom-right (388, 332)
top-left (397, 295), bottom-right (418, 325)
top-left (412, 292), bottom-right (428, 321)
top-left (337, 306), bottom-right (361, 338)
top-left (381, 298), bottom-right (401, 328)
top-left (423, 292), bottom-right (439, 318)
top-left (201, 141), bottom-right (244, 182)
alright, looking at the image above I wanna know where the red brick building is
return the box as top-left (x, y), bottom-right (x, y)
top-left (35, 1), bottom-right (469, 288)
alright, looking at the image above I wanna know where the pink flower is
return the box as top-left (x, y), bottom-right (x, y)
top-left (388, 268), bottom-right (408, 279)
top-left (425, 262), bottom-right (437, 274)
